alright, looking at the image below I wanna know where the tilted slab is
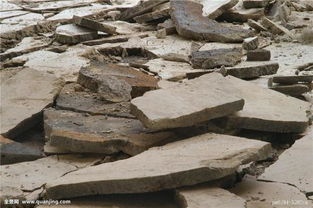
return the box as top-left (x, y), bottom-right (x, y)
top-left (56, 24), bottom-right (98, 44)
top-left (259, 129), bottom-right (313, 193)
top-left (44, 109), bottom-right (176, 156)
top-left (0, 68), bottom-right (63, 138)
top-left (197, 0), bottom-right (239, 19)
top-left (176, 185), bottom-right (246, 208)
top-left (170, 0), bottom-right (254, 43)
top-left (45, 133), bottom-right (271, 199)
top-left (131, 73), bottom-right (244, 130)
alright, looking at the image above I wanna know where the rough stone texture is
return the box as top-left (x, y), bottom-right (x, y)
top-left (157, 19), bottom-right (177, 35)
top-left (73, 15), bottom-right (117, 34)
top-left (0, 155), bottom-right (101, 203)
top-left (170, 0), bottom-right (253, 43)
top-left (131, 74), bottom-right (244, 130)
top-left (176, 185), bottom-right (246, 208)
top-left (46, 133), bottom-right (271, 199)
top-left (272, 75), bottom-right (313, 84)
top-left (269, 84), bottom-right (310, 97)
top-left (213, 73), bottom-right (309, 133)
top-left (230, 176), bottom-right (311, 208)
top-left (134, 3), bottom-right (170, 23)
top-left (243, 36), bottom-right (259, 50)
top-left (247, 19), bottom-right (267, 32)
top-left (243, 0), bottom-right (268, 9)
top-left (77, 62), bottom-right (158, 102)
top-left (260, 129), bottom-right (313, 193)
top-left (221, 62), bottom-right (279, 79)
top-left (98, 21), bottom-right (147, 35)
top-left (0, 68), bottom-right (63, 138)
top-left (144, 58), bottom-right (205, 81)
top-left (56, 24), bottom-right (98, 44)
top-left (191, 48), bottom-right (242, 69)
top-left (247, 49), bottom-right (271, 61)
top-left (56, 83), bottom-right (133, 118)
top-left (0, 135), bottom-right (43, 165)
top-left (197, 0), bottom-right (239, 19)
top-left (261, 17), bottom-right (294, 38)
top-left (44, 109), bottom-right (176, 155)
top-left (119, 0), bottom-right (168, 21)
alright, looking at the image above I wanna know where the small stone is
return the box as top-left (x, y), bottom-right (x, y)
top-left (243, 36), bottom-right (259, 50)
top-left (269, 84), bottom-right (310, 96)
top-left (247, 49), bottom-right (271, 61)
top-left (247, 19), bottom-right (267, 32)
top-left (157, 19), bottom-right (177, 35)
top-left (73, 15), bottom-right (117, 34)
top-left (191, 48), bottom-right (243, 69)
top-left (272, 75), bottom-right (313, 84)
top-left (55, 24), bottom-right (98, 44)
top-left (156, 28), bottom-right (167, 39)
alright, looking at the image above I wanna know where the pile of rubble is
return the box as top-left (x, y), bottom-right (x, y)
top-left (1, 0), bottom-right (313, 207)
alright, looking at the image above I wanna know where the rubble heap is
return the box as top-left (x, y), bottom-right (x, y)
top-left (1, 0), bottom-right (313, 207)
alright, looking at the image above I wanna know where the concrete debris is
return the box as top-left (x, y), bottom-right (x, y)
top-left (0, 135), bottom-right (43, 165)
top-left (176, 185), bottom-right (246, 208)
top-left (260, 129), bottom-right (313, 193)
top-left (246, 49), bottom-right (271, 61)
top-left (243, 0), bottom-right (269, 9)
top-left (261, 17), bottom-right (294, 38)
top-left (221, 62), bottom-right (278, 79)
top-left (45, 133), bottom-right (271, 199)
top-left (157, 19), bottom-right (177, 35)
top-left (191, 48), bottom-right (243, 69)
top-left (73, 15), bottom-right (117, 34)
top-left (242, 36), bottom-right (259, 50)
top-left (197, 0), bottom-right (239, 19)
top-left (131, 74), bottom-right (244, 130)
top-left (247, 19), bottom-right (267, 32)
top-left (272, 75), bottom-right (313, 84)
top-left (156, 28), bottom-right (167, 39)
top-left (134, 2), bottom-right (170, 23)
top-left (44, 108), bottom-right (176, 155)
top-left (269, 84), bottom-right (310, 97)
top-left (55, 24), bottom-right (99, 44)
top-left (77, 62), bottom-right (158, 102)
top-left (170, 0), bottom-right (254, 42)
top-left (0, 68), bottom-right (63, 138)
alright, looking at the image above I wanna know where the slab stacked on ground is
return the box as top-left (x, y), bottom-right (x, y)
top-left (170, 0), bottom-right (254, 42)
top-left (45, 133), bottom-right (271, 199)
top-left (0, 68), bottom-right (63, 138)
top-left (56, 24), bottom-right (99, 44)
top-left (131, 73), bottom-right (244, 130)
top-left (199, 0), bottom-right (239, 19)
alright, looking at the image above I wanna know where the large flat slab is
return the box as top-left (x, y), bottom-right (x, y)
top-left (0, 69), bottom-right (63, 138)
top-left (259, 128), bottom-right (313, 193)
top-left (170, 0), bottom-right (253, 43)
top-left (46, 133), bottom-right (271, 199)
top-left (44, 109), bottom-right (176, 155)
top-left (131, 74), bottom-right (244, 130)
top-left (56, 24), bottom-right (98, 44)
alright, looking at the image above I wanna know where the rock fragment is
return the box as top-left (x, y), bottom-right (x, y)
top-left (247, 49), bottom-right (271, 61)
top-left (221, 62), bottom-right (278, 79)
top-left (243, 0), bottom-right (269, 9)
top-left (261, 17), bottom-right (294, 38)
top-left (46, 133), bottom-right (271, 199)
top-left (269, 84), bottom-right (310, 96)
top-left (73, 15), bottom-right (117, 34)
top-left (77, 62), bottom-right (158, 102)
top-left (199, 0), bottom-right (239, 19)
top-left (131, 74), bottom-right (244, 130)
top-left (0, 136), bottom-right (43, 165)
top-left (56, 24), bottom-right (98, 44)
top-left (191, 48), bottom-right (242, 69)
top-left (157, 19), bottom-right (176, 35)
top-left (247, 19), bottom-right (267, 32)
top-left (176, 185), bottom-right (246, 208)
top-left (0, 69), bottom-right (63, 138)
top-left (272, 75), bottom-right (313, 84)
top-left (134, 3), bottom-right (170, 23)
top-left (242, 36), bottom-right (259, 50)
top-left (44, 109), bottom-right (176, 156)
top-left (170, 0), bottom-right (253, 43)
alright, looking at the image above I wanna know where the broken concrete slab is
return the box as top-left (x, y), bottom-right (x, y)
top-left (77, 62), bottom-right (158, 102)
top-left (56, 83), bottom-right (133, 118)
top-left (208, 73), bottom-right (309, 133)
top-left (243, 36), bottom-right (259, 50)
top-left (0, 10), bottom-right (29, 20)
top-left (131, 74), bottom-right (245, 130)
top-left (44, 108), bottom-right (176, 155)
top-left (0, 155), bottom-right (101, 203)
top-left (260, 129), bottom-right (313, 193)
top-left (197, 0), bottom-right (239, 19)
top-left (98, 21), bottom-right (148, 35)
top-left (144, 58), bottom-right (204, 81)
top-left (73, 15), bottom-right (117, 34)
top-left (134, 3), bottom-right (170, 23)
top-left (191, 48), bottom-right (242, 69)
top-left (157, 19), bottom-right (177, 35)
top-left (272, 75), bottom-right (313, 84)
top-left (46, 133), bottom-right (271, 199)
top-left (119, 0), bottom-right (168, 21)
top-left (247, 19), bottom-right (267, 32)
top-left (170, 0), bottom-right (254, 43)
top-left (221, 62), bottom-right (279, 79)
top-left (269, 84), bottom-right (310, 97)
top-left (176, 185), bottom-right (246, 208)
top-left (243, 0), bottom-right (269, 9)
top-left (56, 24), bottom-right (99, 44)
top-left (230, 176), bottom-right (311, 208)
top-left (247, 49), bottom-right (271, 61)
top-left (0, 135), bottom-right (43, 165)
top-left (261, 17), bottom-right (294, 38)
top-left (1, 68), bottom-right (63, 138)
